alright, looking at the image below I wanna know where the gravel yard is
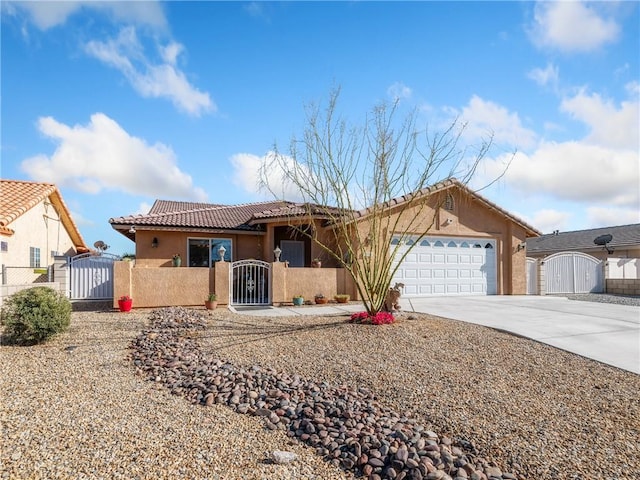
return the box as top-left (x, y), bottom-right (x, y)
top-left (2, 303), bottom-right (639, 480)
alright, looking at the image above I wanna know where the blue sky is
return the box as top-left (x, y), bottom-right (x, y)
top-left (2, 1), bottom-right (638, 255)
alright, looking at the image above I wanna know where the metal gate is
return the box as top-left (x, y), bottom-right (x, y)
top-left (544, 252), bottom-right (604, 294)
top-left (230, 260), bottom-right (271, 305)
top-left (526, 257), bottom-right (537, 294)
top-left (69, 253), bottom-right (120, 300)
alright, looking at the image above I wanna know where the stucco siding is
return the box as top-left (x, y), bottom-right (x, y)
top-left (2, 198), bottom-right (76, 270)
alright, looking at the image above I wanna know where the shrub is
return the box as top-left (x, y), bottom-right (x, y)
top-left (349, 311), bottom-right (395, 325)
top-left (1, 287), bottom-right (71, 344)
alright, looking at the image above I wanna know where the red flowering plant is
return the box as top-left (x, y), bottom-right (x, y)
top-left (349, 311), bottom-right (395, 325)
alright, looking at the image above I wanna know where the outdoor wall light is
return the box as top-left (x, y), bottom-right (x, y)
top-left (442, 218), bottom-right (453, 226)
top-left (128, 225), bottom-right (136, 234)
top-left (218, 244), bottom-right (226, 262)
top-left (274, 246), bottom-right (282, 262)
top-left (151, 237), bottom-right (159, 248)
top-left (517, 241), bottom-right (526, 252)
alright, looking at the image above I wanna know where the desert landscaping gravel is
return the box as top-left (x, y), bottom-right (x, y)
top-left (2, 302), bottom-right (639, 480)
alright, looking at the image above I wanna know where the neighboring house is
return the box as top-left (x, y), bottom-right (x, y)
top-left (526, 224), bottom-right (640, 260)
top-left (0, 179), bottom-right (88, 285)
top-left (526, 223), bottom-right (640, 282)
top-left (110, 178), bottom-right (540, 298)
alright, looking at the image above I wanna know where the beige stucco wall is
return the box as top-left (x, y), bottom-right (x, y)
top-left (133, 230), bottom-right (266, 268)
top-left (271, 263), bottom-right (357, 304)
top-left (114, 260), bottom-right (217, 308)
top-left (1, 198), bottom-right (77, 283)
top-left (114, 259), bottom-right (357, 309)
top-left (352, 188), bottom-right (529, 295)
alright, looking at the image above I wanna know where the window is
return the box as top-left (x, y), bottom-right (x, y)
top-left (434, 240), bottom-right (444, 247)
top-left (485, 243), bottom-right (494, 249)
top-left (188, 238), bottom-right (232, 267)
top-left (420, 240), bottom-right (430, 246)
top-left (30, 247), bottom-right (41, 268)
top-left (0, 241), bottom-right (7, 252)
top-left (447, 241), bottom-right (457, 248)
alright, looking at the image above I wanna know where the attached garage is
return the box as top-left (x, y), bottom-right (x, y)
top-left (392, 236), bottom-right (497, 296)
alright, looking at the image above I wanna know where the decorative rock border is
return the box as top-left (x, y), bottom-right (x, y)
top-left (129, 308), bottom-right (521, 480)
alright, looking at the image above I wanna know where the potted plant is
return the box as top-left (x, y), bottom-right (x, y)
top-left (311, 258), bottom-right (322, 268)
top-left (172, 253), bottom-right (182, 267)
top-left (314, 294), bottom-right (328, 304)
top-left (118, 295), bottom-right (133, 312)
top-left (334, 294), bottom-right (350, 304)
top-left (205, 293), bottom-right (217, 310)
top-left (292, 295), bottom-right (304, 306)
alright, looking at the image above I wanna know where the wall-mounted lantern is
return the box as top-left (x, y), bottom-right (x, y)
top-left (151, 237), bottom-right (159, 248)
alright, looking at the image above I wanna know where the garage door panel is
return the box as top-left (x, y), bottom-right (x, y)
top-left (404, 269), bottom-right (418, 279)
top-left (392, 236), bottom-right (496, 297)
top-left (419, 269), bottom-right (432, 278)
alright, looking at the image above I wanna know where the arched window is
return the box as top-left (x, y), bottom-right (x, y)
top-left (434, 240), bottom-right (444, 247)
top-left (485, 243), bottom-right (494, 249)
top-left (447, 241), bottom-right (457, 248)
top-left (461, 242), bottom-right (470, 248)
top-left (406, 238), bottom-right (415, 246)
top-left (420, 239), bottom-right (430, 246)
top-left (391, 237), bottom-right (400, 245)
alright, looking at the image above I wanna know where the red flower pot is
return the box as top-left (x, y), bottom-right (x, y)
top-left (118, 298), bottom-right (133, 312)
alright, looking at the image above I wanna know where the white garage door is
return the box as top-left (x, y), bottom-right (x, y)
top-left (391, 236), bottom-right (497, 296)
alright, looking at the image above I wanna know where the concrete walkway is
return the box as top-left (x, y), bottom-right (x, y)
top-left (230, 296), bottom-right (640, 374)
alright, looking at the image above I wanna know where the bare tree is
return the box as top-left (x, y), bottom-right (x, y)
top-left (262, 88), bottom-right (499, 315)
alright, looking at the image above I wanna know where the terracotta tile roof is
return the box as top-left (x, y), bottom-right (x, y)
top-left (149, 199), bottom-right (224, 214)
top-left (110, 200), bottom-right (291, 233)
top-left (0, 179), bottom-right (88, 251)
top-left (526, 223), bottom-right (640, 255)
top-left (0, 180), bottom-right (56, 232)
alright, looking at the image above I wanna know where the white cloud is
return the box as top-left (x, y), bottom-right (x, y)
top-left (5, 1), bottom-right (166, 30)
top-left (528, 63), bottom-right (559, 89)
top-left (523, 209), bottom-right (572, 234)
top-left (387, 82), bottom-right (413, 102)
top-left (21, 113), bottom-right (207, 201)
top-left (455, 95), bottom-right (538, 150)
top-left (85, 27), bottom-right (214, 116)
top-left (560, 89), bottom-right (639, 149)
top-left (529, 1), bottom-right (620, 53)
top-left (586, 206), bottom-right (640, 228)
top-left (230, 152), bottom-right (306, 202)
top-left (136, 202), bottom-right (153, 215)
top-left (483, 142), bottom-right (639, 208)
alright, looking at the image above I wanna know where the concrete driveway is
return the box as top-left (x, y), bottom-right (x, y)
top-left (406, 296), bottom-right (640, 374)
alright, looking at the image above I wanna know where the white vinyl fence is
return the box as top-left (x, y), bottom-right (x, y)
top-left (607, 258), bottom-right (640, 279)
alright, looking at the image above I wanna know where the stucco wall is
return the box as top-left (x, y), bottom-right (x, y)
top-left (133, 231), bottom-right (267, 268)
top-left (2, 199), bottom-right (76, 275)
top-left (354, 188), bottom-right (529, 295)
top-left (272, 264), bottom-right (357, 304)
top-left (114, 260), bottom-right (216, 308)
top-left (114, 259), bottom-right (357, 309)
